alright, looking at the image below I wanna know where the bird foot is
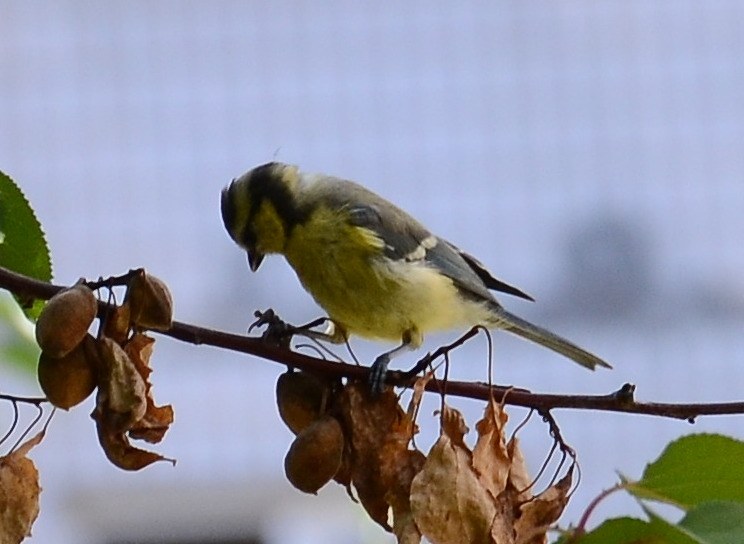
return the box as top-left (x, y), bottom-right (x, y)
top-left (368, 354), bottom-right (391, 396)
top-left (249, 309), bottom-right (296, 348)
top-left (250, 309), bottom-right (332, 349)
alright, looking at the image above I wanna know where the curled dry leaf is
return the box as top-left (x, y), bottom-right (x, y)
top-left (103, 301), bottom-right (131, 344)
top-left (507, 437), bottom-right (533, 503)
top-left (128, 403), bottom-right (174, 444)
top-left (37, 333), bottom-right (99, 410)
top-left (410, 399), bottom-right (571, 544)
top-left (92, 333), bottom-right (174, 469)
top-left (94, 336), bottom-right (147, 432)
top-left (0, 431), bottom-right (44, 544)
top-left (440, 402), bottom-right (470, 449)
top-left (335, 382), bottom-right (407, 531)
top-left (276, 370), bottom-right (331, 435)
top-left (406, 370), bottom-right (435, 421)
top-left (94, 416), bottom-right (175, 471)
top-left (380, 416), bottom-right (425, 544)
top-left (127, 270), bottom-right (174, 331)
top-left (124, 333), bottom-right (174, 444)
top-left (284, 415), bottom-right (344, 494)
top-left (35, 282), bottom-right (97, 358)
top-left (375, 373), bottom-right (431, 544)
top-left (410, 404), bottom-right (496, 544)
top-left (514, 469), bottom-right (572, 544)
top-left (472, 398), bottom-right (511, 499)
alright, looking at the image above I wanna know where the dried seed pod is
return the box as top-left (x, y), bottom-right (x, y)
top-left (35, 283), bottom-right (97, 358)
top-left (276, 370), bottom-right (330, 434)
top-left (127, 271), bottom-right (173, 331)
top-left (37, 334), bottom-right (99, 409)
top-left (284, 415), bottom-right (344, 494)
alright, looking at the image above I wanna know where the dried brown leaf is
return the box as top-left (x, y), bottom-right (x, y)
top-left (385, 448), bottom-right (425, 544)
top-left (332, 438), bottom-right (353, 490)
top-left (335, 382), bottom-right (406, 531)
top-left (0, 431), bottom-right (44, 544)
top-left (380, 406), bottom-right (425, 544)
top-left (472, 398), bottom-right (511, 499)
top-left (514, 469), bottom-right (572, 544)
top-left (94, 415), bottom-right (175, 471)
top-left (94, 336), bottom-right (147, 432)
top-left (128, 403), bottom-right (175, 444)
top-left (124, 332), bottom-right (155, 379)
top-left (406, 370), bottom-right (435, 420)
top-left (124, 333), bottom-right (174, 443)
top-left (103, 302), bottom-right (131, 344)
top-left (410, 404), bottom-right (496, 544)
top-left (489, 494), bottom-right (519, 543)
top-left (440, 403), bottom-right (469, 449)
top-left (507, 437), bottom-right (532, 502)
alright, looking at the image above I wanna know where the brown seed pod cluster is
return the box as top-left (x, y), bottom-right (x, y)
top-left (276, 371), bottom-right (575, 544)
top-left (276, 370), bottom-right (345, 494)
top-left (35, 282), bottom-right (99, 409)
top-left (34, 270), bottom-right (176, 470)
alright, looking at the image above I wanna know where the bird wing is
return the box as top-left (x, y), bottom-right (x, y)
top-left (455, 248), bottom-right (534, 301)
top-left (343, 195), bottom-right (533, 303)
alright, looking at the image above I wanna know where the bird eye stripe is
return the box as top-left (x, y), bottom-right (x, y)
top-left (220, 184), bottom-right (238, 238)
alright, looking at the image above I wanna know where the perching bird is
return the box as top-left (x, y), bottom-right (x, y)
top-left (221, 162), bottom-right (611, 390)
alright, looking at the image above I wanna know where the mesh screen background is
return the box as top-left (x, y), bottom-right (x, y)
top-left (2, 2), bottom-right (743, 542)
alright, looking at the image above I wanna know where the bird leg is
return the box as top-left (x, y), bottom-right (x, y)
top-left (368, 333), bottom-right (417, 395)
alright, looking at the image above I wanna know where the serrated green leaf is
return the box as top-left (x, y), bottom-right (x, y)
top-left (566, 502), bottom-right (744, 544)
top-left (559, 517), bottom-right (663, 544)
top-left (0, 170), bottom-right (53, 320)
top-left (563, 512), bottom-right (704, 544)
top-left (627, 434), bottom-right (744, 509)
top-left (679, 501), bottom-right (744, 544)
top-left (642, 505), bottom-right (704, 544)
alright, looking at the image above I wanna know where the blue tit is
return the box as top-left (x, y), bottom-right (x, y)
top-left (221, 162), bottom-right (611, 390)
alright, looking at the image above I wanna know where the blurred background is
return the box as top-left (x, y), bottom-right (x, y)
top-left (2, 1), bottom-right (744, 542)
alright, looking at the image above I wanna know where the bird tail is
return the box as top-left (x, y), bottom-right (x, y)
top-left (494, 310), bottom-right (612, 370)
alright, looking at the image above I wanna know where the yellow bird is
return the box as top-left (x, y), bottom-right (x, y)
top-left (221, 162), bottom-right (611, 389)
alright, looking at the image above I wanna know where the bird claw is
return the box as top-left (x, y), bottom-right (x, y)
top-left (249, 309), bottom-right (295, 348)
top-left (249, 310), bottom-right (333, 350)
top-left (368, 354), bottom-right (390, 396)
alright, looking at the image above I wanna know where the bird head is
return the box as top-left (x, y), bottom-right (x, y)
top-left (221, 162), bottom-right (301, 271)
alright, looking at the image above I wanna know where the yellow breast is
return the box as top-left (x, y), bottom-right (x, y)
top-left (283, 207), bottom-right (492, 343)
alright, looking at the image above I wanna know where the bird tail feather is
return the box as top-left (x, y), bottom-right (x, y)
top-left (494, 310), bottom-right (612, 370)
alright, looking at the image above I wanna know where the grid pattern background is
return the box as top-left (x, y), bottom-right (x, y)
top-left (2, 2), bottom-right (744, 543)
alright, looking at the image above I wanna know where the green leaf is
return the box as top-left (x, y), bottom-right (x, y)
top-left (561, 517), bottom-right (665, 544)
top-left (566, 503), bottom-right (744, 544)
top-left (0, 170), bottom-right (53, 320)
top-left (0, 290), bottom-right (41, 375)
top-left (626, 434), bottom-right (744, 509)
top-left (563, 514), bottom-right (701, 544)
top-left (642, 505), bottom-right (706, 544)
top-left (679, 501), bottom-right (744, 544)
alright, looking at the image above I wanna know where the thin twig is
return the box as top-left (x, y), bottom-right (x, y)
top-left (3, 265), bottom-right (744, 421)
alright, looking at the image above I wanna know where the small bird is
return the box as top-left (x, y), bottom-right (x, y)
top-left (221, 162), bottom-right (611, 390)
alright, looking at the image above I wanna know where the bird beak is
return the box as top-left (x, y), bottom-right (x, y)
top-left (247, 247), bottom-right (265, 272)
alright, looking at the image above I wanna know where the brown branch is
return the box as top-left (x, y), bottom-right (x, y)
top-left (3, 265), bottom-right (744, 421)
